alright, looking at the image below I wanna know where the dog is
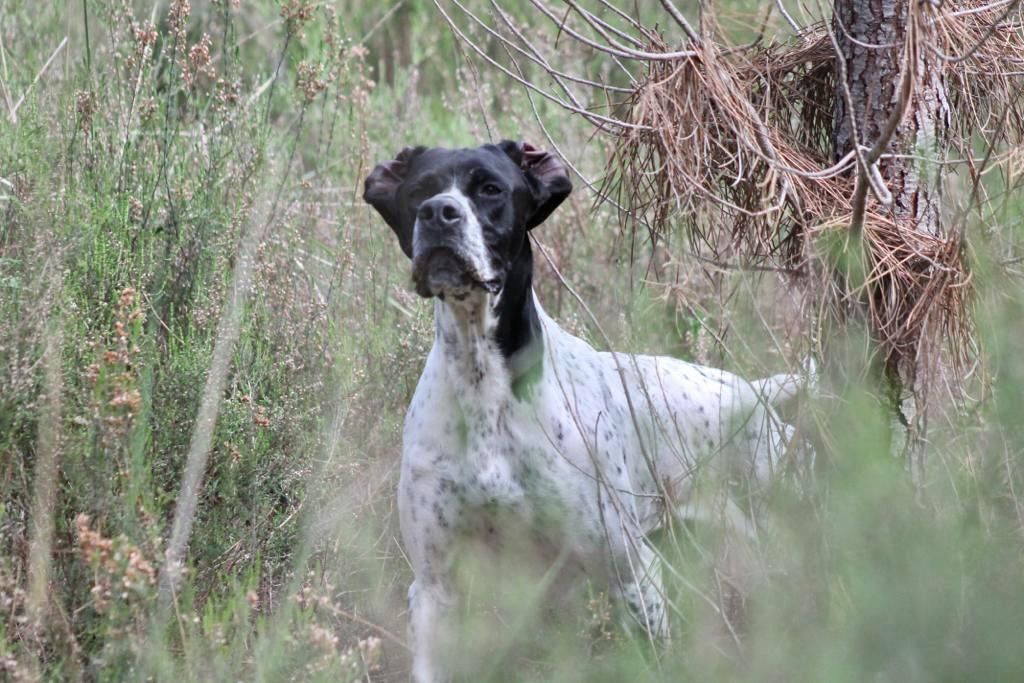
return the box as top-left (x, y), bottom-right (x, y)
top-left (364, 141), bottom-right (800, 682)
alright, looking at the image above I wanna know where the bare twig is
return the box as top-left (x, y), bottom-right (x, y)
top-left (360, 0), bottom-right (408, 43)
top-left (27, 311), bottom-right (63, 625)
top-left (10, 36), bottom-right (68, 122)
top-left (433, 0), bottom-right (646, 130)
top-left (776, 0), bottom-right (803, 35)
top-left (659, 0), bottom-right (701, 43)
top-left (530, 0), bottom-right (699, 61)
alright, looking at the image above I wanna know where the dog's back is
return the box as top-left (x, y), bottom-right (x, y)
top-left (532, 303), bottom-right (793, 534)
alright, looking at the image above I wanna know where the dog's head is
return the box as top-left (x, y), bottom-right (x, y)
top-left (363, 141), bottom-right (572, 300)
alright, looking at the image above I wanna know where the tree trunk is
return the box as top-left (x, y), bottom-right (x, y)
top-left (831, 0), bottom-right (951, 462)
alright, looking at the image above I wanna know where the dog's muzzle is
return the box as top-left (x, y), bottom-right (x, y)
top-left (411, 196), bottom-right (500, 299)
top-left (412, 247), bottom-right (497, 298)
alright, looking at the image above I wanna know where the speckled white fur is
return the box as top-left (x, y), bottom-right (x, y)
top-left (399, 288), bottom-right (796, 683)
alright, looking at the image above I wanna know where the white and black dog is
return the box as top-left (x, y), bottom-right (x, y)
top-left (364, 141), bottom-right (799, 682)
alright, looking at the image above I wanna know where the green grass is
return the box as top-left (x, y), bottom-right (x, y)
top-left (1, 1), bottom-right (1023, 681)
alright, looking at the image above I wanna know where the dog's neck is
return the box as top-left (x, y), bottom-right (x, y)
top-left (433, 242), bottom-right (543, 402)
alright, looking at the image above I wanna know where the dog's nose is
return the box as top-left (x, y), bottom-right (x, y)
top-left (417, 197), bottom-right (463, 227)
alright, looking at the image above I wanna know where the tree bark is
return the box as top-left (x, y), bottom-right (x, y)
top-left (831, 0), bottom-right (951, 461)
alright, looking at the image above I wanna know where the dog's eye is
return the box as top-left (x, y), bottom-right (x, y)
top-left (480, 183), bottom-right (502, 197)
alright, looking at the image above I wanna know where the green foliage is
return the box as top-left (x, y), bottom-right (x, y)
top-left (0, 1), bottom-right (1023, 681)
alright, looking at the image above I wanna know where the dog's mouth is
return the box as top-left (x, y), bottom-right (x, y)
top-left (411, 247), bottom-right (501, 300)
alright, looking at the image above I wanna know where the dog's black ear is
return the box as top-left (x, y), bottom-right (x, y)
top-left (364, 146), bottom-right (426, 258)
top-left (498, 140), bottom-right (572, 230)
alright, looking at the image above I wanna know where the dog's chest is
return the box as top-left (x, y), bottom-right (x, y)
top-left (403, 348), bottom-right (585, 543)
top-left (422, 396), bottom-right (565, 514)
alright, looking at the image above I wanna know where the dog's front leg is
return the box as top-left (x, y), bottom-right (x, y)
top-left (399, 471), bottom-right (460, 683)
top-left (611, 540), bottom-right (669, 643)
top-left (407, 576), bottom-right (456, 683)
